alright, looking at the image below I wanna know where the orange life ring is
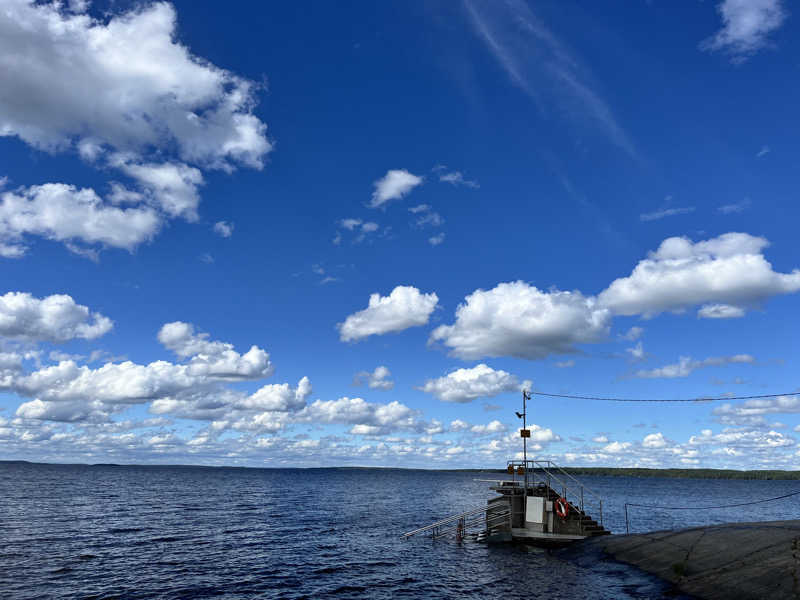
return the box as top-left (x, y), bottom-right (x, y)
top-left (555, 497), bottom-right (569, 519)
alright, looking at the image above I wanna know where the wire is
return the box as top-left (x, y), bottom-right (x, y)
top-left (532, 390), bottom-right (799, 403)
top-left (625, 489), bottom-right (800, 511)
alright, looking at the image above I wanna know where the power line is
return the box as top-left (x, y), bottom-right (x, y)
top-left (532, 390), bottom-right (799, 403)
top-left (624, 489), bottom-right (800, 533)
top-left (626, 489), bottom-right (800, 511)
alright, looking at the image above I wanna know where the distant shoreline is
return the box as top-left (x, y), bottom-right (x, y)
top-left (2, 460), bottom-right (800, 480)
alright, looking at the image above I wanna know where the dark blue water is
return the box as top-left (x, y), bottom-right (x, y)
top-left (2, 463), bottom-right (799, 599)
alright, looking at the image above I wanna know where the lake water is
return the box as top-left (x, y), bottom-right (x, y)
top-left (2, 462), bottom-right (799, 599)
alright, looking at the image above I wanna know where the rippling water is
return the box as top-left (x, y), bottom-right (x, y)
top-left (2, 462), bottom-right (799, 599)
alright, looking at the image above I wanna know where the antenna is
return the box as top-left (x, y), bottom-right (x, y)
top-left (521, 389), bottom-right (531, 491)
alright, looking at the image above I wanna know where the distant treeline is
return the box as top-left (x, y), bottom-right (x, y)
top-left (540, 467), bottom-right (800, 480)
top-left (3, 461), bottom-right (800, 479)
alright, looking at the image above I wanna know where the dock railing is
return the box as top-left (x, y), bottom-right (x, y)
top-left (401, 503), bottom-right (511, 540)
top-left (506, 459), bottom-right (604, 526)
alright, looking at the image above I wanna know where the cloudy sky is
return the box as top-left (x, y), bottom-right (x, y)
top-left (1, 0), bottom-right (798, 469)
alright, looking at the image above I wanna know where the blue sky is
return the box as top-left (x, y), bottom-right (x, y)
top-left (1, 0), bottom-right (798, 468)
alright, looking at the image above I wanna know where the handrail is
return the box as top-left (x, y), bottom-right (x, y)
top-left (402, 502), bottom-right (512, 539)
top-left (506, 459), bottom-right (604, 526)
top-left (536, 461), bottom-right (604, 505)
top-left (401, 504), bottom-right (499, 538)
top-left (431, 509), bottom-right (511, 540)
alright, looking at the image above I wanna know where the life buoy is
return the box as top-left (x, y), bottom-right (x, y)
top-left (555, 497), bottom-right (569, 519)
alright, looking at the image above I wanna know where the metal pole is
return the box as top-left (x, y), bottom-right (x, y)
top-left (625, 503), bottom-right (629, 534)
top-left (522, 390), bottom-right (528, 523)
top-left (522, 390), bottom-right (527, 470)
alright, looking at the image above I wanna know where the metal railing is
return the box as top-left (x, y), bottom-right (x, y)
top-left (506, 459), bottom-right (604, 526)
top-left (401, 503), bottom-right (511, 540)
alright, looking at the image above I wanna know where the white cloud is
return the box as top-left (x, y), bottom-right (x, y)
top-left (620, 326), bottom-right (644, 341)
top-left (338, 286), bottom-right (439, 342)
top-left (117, 161), bottom-right (204, 220)
top-left (701, 0), bottom-right (787, 61)
top-left (718, 199), bottom-right (751, 214)
top-left (0, 1), bottom-right (269, 168)
top-left (634, 354), bottom-right (754, 379)
top-left (0, 183), bottom-right (162, 257)
top-left (598, 233), bottom-right (800, 318)
top-left (0, 292), bottom-right (112, 342)
top-left (642, 432), bottom-right (668, 448)
top-left (235, 377), bottom-right (312, 412)
top-left (626, 341), bottom-right (645, 361)
top-left (639, 206), bottom-right (695, 222)
top-left (439, 171), bottom-right (479, 188)
top-left (0, 1), bottom-right (269, 256)
top-left (697, 304), bottom-right (746, 319)
top-left (354, 366), bottom-right (394, 390)
top-left (713, 395), bottom-right (800, 419)
top-left (428, 233), bottom-right (446, 246)
top-left (295, 397), bottom-right (421, 434)
top-left (430, 281), bottom-right (610, 360)
top-left (413, 207), bottom-right (444, 228)
top-left (555, 359), bottom-right (575, 368)
top-left (8, 322), bottom-right (274, 423)
top-left (369, 169), bottom-right (423, 208)
top-left (463, 0), bottom-right (636, 158)
top-left (419, 364), bottom-right (527, 403)
top-left (336, 218), bottom-right (381, 244)
top-left (470, 420), bottom-right (506, 434)
top-left (213, 221), bottom-right (234, 238)
top-left (756, 146), bottom-right (770, 158)
top-left (591, 435), bottom-right (608, 443)
top-left (450, 419), bottom-right (470, 432)
top-left (602, 441), bottom-right (631, 453)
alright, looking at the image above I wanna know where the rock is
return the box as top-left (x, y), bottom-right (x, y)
top-left (571, 520), bottom-right (800, 600)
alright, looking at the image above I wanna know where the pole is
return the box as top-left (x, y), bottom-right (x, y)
top-left (625, 503), bottom-right (630, 534)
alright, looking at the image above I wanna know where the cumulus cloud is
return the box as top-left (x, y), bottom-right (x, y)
top-left (419, 364), bottom-right (528, 403)
top-left (213, 221), bottom-right (234, 237)
top-left (598, 233), bottom-right (800, 318)
top-left (470, 420), bottom-right (506, 435)
top-left (235, 377), bottom-right (312, 412)
top-left (0, 183), bottom-right (162, 257)
top-left (642, 432), bottom-right (668, 448)
top-left (430, 281), bottom-right (610, 360)
top-left (634, 354), bottom-right (754, 379)
top-left (0, 292), bottom-right (112, 342)
top-left (295, 397), bottom-right (421, 435)
top-left (0, 1), bottom-right (269, 255)
top-left (116, 161), bottom-right (204, 220)
top-left (0, 1), bottom-right (269, 167)
top-left (700, 0), bottom-right (787, 61)
top-left (369, 169), bottom-right (423, 208)
top-left (338, 286), bottom-right (439, 342)
top-left (353, 366), bottom-right (394, 390)
top-left (713, 395), bottom-right (800, 420)
top-left (8, 322), bottom-right (273, 423)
